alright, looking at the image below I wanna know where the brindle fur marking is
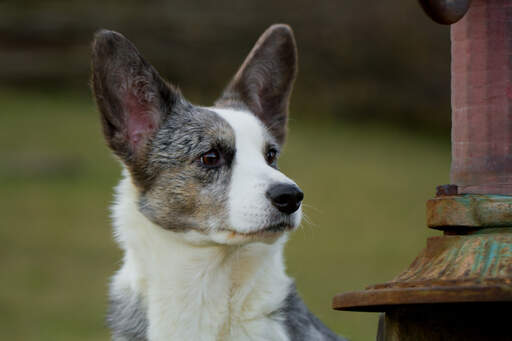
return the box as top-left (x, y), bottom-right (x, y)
top-left (139, 106), bottom-right (235, 232)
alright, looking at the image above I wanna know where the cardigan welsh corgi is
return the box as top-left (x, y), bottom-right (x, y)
top-left (91, 24), bottom-right (344, 341)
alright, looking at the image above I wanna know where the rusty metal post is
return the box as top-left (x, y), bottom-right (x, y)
top-left (451, 0), bottom-right (512, 195)
top-left (332, 1), bottom-right (512, 340)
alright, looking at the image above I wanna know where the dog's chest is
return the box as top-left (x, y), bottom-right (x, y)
top-left (111, 257), bottom-right (291, 341)
top-left (150, 253), bottom-right (291, 340)
top-left (147, 300), bottom-right (289, 341)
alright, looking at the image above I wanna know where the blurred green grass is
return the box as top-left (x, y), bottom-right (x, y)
top-left (0, 89), bottom-right (449, 341)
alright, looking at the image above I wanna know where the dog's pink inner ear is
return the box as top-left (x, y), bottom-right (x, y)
top-left (124, 91), bottom-right (160, 151)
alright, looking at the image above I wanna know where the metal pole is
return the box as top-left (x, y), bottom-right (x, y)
top-left (451, 0), bottom-right (512, 195)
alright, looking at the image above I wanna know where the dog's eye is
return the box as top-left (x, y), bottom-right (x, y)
top-left (265, 148), bottom-right (278, 165)
top-left (200, 149), bottom-right (223, 168)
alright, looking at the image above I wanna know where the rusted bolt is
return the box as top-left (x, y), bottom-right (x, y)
top-left (436, 184), bottom-right (458, 197)
top-left (418, 0), bottom-right (472, 25)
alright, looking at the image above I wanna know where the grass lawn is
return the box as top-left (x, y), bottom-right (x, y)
top-left (0, 88), bottom-right (449, 340)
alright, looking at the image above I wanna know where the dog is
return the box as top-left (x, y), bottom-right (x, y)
top-left (91, 24), bottom-right (344, 341)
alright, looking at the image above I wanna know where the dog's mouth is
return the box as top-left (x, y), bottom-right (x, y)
top-left (219, 222), bottom-right (295, 239)
top-left (243, 222), bottom-right (293, 235)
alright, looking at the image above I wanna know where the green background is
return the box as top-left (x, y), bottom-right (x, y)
top-left (0, 89), bottom-right (448, 340)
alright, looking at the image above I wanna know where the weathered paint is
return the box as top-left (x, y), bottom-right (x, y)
top-left (450, 0), bottom-right (512, 195)
top-left (427, 194), bottom-right (512, 229)
top-left (385, 229), bottom-right (512, 286)
top-left (333, 229), bottom-right (512, 311)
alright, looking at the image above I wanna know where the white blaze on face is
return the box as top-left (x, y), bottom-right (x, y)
top-left (212, 108), bottom-right (301, 234)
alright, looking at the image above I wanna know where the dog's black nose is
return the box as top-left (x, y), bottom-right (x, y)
top-left (266, 183), bottom-right (304, 215)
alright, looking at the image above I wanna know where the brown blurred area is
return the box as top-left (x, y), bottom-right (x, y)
top-left (1, 0), bottom-right (450, 132)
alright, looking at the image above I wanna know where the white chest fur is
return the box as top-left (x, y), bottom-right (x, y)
top-left (110, 173), bottom-right (292, 341)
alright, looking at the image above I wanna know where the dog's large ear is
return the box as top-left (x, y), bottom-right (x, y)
top-left (91, 30), bottom-right (179, 174)
top-left (215, 24), bottom-right (297, 145)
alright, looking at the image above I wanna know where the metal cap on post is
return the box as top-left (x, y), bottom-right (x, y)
top-left (332, 1), bottom-right (512, 340)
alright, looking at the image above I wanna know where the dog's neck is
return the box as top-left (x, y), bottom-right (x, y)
top-left (111, 172), bottom-right (292, 340)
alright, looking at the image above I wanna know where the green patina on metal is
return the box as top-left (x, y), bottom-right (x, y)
top-left (374, 229), bottom-right (512, 288)
top-left (427, 194), bottom-right (512, 229)
top-left (333, 229), bottom-right (512, 312)
top-left (333, 204), bottom-right (512, 312)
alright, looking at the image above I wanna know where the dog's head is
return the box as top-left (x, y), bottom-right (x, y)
top-left (91, 24), bottom-right (302, 245)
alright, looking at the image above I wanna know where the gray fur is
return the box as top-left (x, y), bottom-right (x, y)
top-left (281, 284), bottom-right (347, 341)
top-left (138, 104), bottom-right (236, 232)
top-left (108, 290), bottom-right (148, 341)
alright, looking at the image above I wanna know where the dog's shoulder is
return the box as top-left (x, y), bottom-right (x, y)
top-left (280, 284), bottom-right (346, 341)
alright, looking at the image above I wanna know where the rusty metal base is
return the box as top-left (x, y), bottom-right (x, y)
top-left (333, 228), bottom-right (512, 312)
top-left (377, 303), bottom-right (511, 341)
